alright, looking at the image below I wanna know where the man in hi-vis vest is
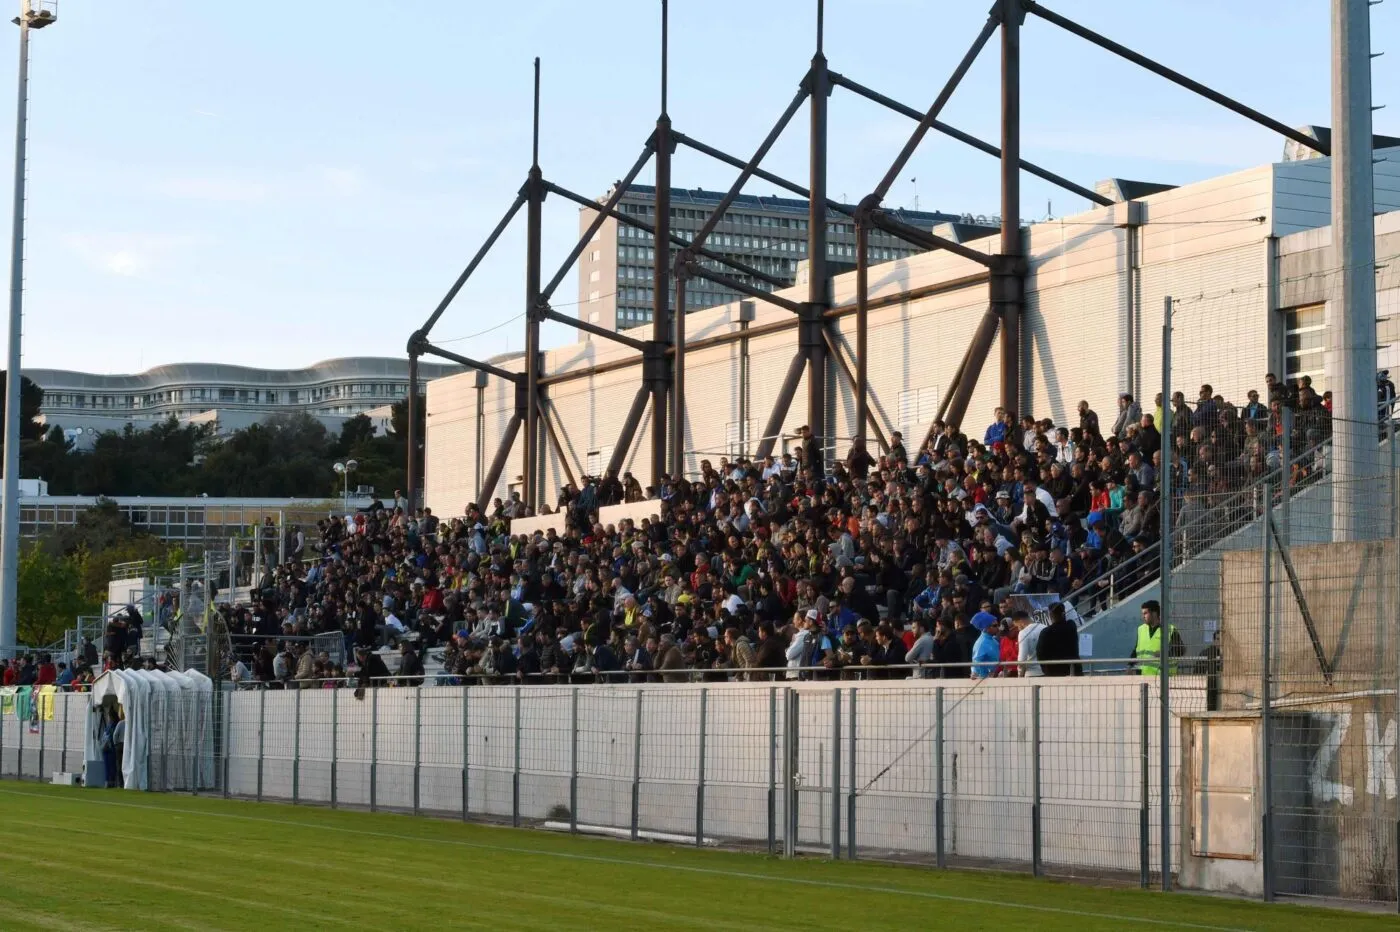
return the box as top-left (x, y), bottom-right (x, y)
top-left (1133, 600), bottom-right (1184, 677)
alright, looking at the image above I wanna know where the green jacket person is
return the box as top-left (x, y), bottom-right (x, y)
top-left (1132, 600), bottom-right (1185, 677)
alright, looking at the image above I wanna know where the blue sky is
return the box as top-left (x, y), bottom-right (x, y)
top-left (10, 0), bottom-right (1397, 373)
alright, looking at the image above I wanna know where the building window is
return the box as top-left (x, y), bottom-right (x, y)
top-left (1284, 304), bottom-right (1325, 382)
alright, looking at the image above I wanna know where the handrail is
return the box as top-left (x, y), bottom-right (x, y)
top-left (1064, 405), bottom-right (1390, 619)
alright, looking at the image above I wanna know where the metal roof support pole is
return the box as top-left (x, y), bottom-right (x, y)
top-left (755, 351), bottom-right (808, 461)
top-left (943, 309), bottom-right (1002, 430)
top-left (672, 270), bottom-right (687, 478)
top-left (1023, 0), bottom-right (1328, 156)
top-left (805, 9), bottom-right (830, 470)
top-left (853, 213), bottom-right (869, 451)
top-left (406, 351), bottom-right (420, 510)
top-left (606, 383), bottom-right (652, 480)
top-left (651, 0), bottom-right (673, 487)
top-left (997, 0), bottom-right (1026, 413)
top-left (475, 409), bottom-right (523, 514)
top-left (523, 59), bottom-right (545, 511)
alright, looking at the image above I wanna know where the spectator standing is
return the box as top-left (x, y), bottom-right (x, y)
top-left (1036, 602), bottom-right (1081, 676)
top-left (970, 613), bottom-right (1001, 679)
top-left (1012, 610), bottom-right (1046, 676)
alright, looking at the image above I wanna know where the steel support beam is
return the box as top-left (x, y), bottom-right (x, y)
top-left (672, 272), bottom-right (687, 476)
top-left (671, 130), bottom-right (854, 218)
top-left (476, 412), bottom-right (522, 513)
top-left (546, 181), bottom-right (788, 289)
top-left (653, 0), bottom-right (674, 486)
top-left (416, 341), bottom-right (521, 384)
top-left (806, 35), bottom-right (831, 470)
top-left (537, 271), bottom-right (991, 390)
top-left (685, 262), bottom-right (803, 315)
top-left (853, 216), bottom-right (870, 449)
top-left (523, 59), bottom-right (545, 511)
top-left (998, 0), bottom-right (1025, 412)
top-left (823, 329), bottom-right (889, 454)
top-left (416, 192), bottom-right (527, 336)
top-left (607, 384), bottom-right (652, 479)
top-left (873, 10), bottom-right (1000, 201)
top-left (686, 82), bottom-right (811, 255)
top-left (542, 307), bottom-right (647, 351)
top-left (1024, 1), bottom-right (1329, 155)
top-left (943, 308), bottom-right (1001, 429)
top-left (755, 351), bottom-right (808, 460)
top-left (829, 72), bottom-right (1110, 207)
top-left (870, 209), bottom-right (996, 268)
top-left (406, 352), bottom-right (420, 510)
top-left (540, 140), bottom-right (656, 303)
top-left (537, 399), bottom-right (577, 490)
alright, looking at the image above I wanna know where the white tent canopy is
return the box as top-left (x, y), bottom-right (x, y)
top-left (86, 668), bottom-right (215, 791)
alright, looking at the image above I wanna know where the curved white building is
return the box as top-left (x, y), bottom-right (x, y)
top-left (25, 357), bottom-right (460, 422)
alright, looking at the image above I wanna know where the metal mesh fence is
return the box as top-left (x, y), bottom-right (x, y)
top-left (1162, 271), bottom-right (1400, 904)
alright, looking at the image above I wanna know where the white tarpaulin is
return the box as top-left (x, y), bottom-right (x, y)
top-left (86, 668), bottom-right (215, 791)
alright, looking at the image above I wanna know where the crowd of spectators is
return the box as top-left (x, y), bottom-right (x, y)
top-left (205, 373), bottom-right (1338, 691)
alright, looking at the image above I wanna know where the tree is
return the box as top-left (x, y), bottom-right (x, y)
top-left (17, 543), bottom-right (98, 646)
top-left (337, 413), bottom-right (376, 452)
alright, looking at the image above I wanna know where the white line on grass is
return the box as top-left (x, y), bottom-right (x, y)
top-left (0, 787), bottom-right (1257, 932)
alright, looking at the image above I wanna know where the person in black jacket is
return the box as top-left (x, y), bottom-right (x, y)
top-left (931, 618), bottom-right (966, 678)
top-left (354, 646), bottom-right (391, 697)
top-left (1036, 602), bottom-right (1082, 676)
top-left (951, 612), bottom-right (979, 678)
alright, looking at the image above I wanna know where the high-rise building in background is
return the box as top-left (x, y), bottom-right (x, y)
top-left (575, 184), bottom-right (970, 333)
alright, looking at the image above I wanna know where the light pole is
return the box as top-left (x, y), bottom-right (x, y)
top-left (0, 0), bottom-right (55, 659)
top-left (333, 459), bottom-right (358, 512)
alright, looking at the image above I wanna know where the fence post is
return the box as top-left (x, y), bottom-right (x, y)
top-left (222, 691), bottom-right (231, 798)
top-left (512, 686), bottom-right (522, 828)
top-left (782, 688), bottom-right (797, 858)
top-left (1159, 293), bottom-right (1174, 893)
top-left (767, 686), bottom-right (777, 855)
top-left (1261, 462), bottom-right (1274, 903)
top-left (1031, 684), bottom-right (1042, 877)
top-left (16, 692), bottom-right (24, 779)
top-left (0, 692), bottom-right (6, 779)
top-left (330, 688), bottom-right (338, 809)
top-left (413, 687), bottom-right (422, 816)
top-left (830, 689), bottom-right (841, 860)
top-left (847, 688), bottom-right (857, 860)
top-left (161, 692), bottom-right (170, 792)
top-left (467, 682), bottom-right (478, 822)
top-left (568, 688), bottom-right (578, 833)
top-left (59, 691), bottom-right (68, 775)
top-left (251, 688), bottom-right (263, 801)
top-left (695, 688), bottom-right (708, 846)
top-left (936, 687), bottom-right (946, 868)
top-left (631, 690), bottom-right (643, 841)
top-left (369, 686), bottom-right (378, 812)
top-left (1140, 681), bottom-right (1150, 888)
top-left (292, 687), bottom-right (301, 804)
top-left (37, 701), bottom-right (45, 783)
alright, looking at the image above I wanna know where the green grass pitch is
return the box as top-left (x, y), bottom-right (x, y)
top-left (0, 783), bottom-right (1394, 931)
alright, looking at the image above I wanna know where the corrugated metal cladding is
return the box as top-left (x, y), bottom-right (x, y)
top-left (425, 153), bottom-right (1400, 517)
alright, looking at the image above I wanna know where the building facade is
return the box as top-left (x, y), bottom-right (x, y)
top-left (576, 184), bottom-right (967, 333)
top-left (25, 357), bottom-right (460, 426)
top-left (429, 149), bottom-right (1400, 518)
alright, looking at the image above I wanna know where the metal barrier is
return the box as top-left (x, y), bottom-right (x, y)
top-left (2, 661), bottom-right (1196, 891)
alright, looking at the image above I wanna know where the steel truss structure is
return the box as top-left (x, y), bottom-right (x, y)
top-left (404, 0), bottom-right (1326, 512)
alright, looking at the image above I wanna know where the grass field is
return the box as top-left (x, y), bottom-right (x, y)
top-left (0, 784), bottom-right (1395, 931)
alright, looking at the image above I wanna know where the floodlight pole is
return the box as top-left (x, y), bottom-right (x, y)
top-left (524, 58), bottom-right (545, 510)
top-left (0, 0), bottom-right (51, 659)
top-left (653, 0), bottom-right (673, 484)
top-left (997, 0), bottom-right (1026, 412)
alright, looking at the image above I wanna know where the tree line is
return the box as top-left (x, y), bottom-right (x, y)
top-left (13, 375), bottom-right (422, 499)
top-left (8, 375), bottom-right (423, 647)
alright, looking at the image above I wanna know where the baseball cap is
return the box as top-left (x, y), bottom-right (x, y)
top-left (970, 611), bottom-right (998, 632)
